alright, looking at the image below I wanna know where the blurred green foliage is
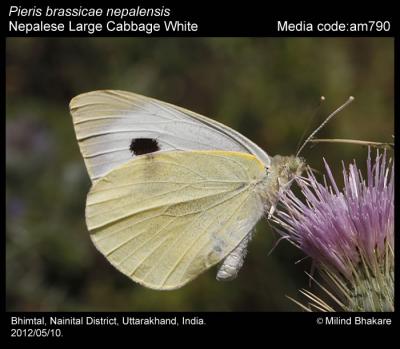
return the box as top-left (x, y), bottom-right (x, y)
top-left (6, 37), bottom-right (393, 311)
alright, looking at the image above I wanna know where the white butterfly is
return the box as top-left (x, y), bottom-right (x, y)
top-left (70, 90), bottom-right (304, 290)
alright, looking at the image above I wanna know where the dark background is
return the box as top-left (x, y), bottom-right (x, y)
top-left (6, 37), bottom-right (394, 311)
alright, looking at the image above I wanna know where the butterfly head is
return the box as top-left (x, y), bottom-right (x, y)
top-left (270, 155), bottom-right (306, 187)
top-left (256, 155), bottom-right (306, 210)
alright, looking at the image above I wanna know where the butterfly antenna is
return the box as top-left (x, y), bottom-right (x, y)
top-left (296, 96), bottom-right (355, 157)
top-left (295, 96), bottom-right (326, 154)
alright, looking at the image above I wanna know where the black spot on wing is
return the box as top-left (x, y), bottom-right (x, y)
top-left (129, 138), bottom-right (160, 156)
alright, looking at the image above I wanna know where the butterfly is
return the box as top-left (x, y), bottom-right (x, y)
top-left (70, 90), bottom-right (305, 290)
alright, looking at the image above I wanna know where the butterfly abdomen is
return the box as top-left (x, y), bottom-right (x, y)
top-left (216, 231), bottom-right (253, 281)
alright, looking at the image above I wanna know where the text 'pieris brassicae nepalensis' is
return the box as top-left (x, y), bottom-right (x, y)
top-left (70, 90), bottom-right (305, 290)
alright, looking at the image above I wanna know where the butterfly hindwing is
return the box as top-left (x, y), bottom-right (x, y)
top-left (86, 150), bottom-right (266, 290)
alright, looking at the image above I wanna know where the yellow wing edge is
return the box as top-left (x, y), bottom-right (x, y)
top-left (86, 149), bottom-right (266, 187)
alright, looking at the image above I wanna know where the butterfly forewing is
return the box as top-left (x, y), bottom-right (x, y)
top-left (70, 90), bottom-right (270, 182)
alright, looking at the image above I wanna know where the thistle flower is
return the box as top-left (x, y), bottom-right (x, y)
top-left (275, 149), bottom-right (394, 312)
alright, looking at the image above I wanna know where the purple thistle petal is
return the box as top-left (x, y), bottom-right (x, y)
top-left (276, 149), bottom-right (394, 282)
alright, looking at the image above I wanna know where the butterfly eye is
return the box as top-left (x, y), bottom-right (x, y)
top-left (129, 138), bottom-right (160, 156)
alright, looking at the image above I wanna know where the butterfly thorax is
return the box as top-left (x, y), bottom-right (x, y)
top-left (255, 155), bottom-right (306, 211)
